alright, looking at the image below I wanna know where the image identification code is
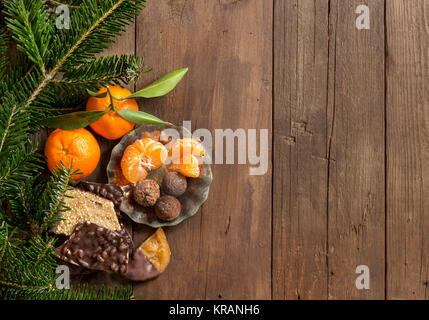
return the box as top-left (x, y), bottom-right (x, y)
top-left (169, 304), bottom-right (260, 318)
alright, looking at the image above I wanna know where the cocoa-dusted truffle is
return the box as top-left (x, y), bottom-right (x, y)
top-left (162, 171), bottom-right (187, 197)
top-left (133, 179), bottom-right (160, 207)
top-left (154, 195), bottom-right (181, 221)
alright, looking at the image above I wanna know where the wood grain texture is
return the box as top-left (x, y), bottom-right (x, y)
top-left (386, 0), bottom-right (429, 300)
top-left (327, 0), bottom-right (385, 299)
top-left (132, 0), bottom-right (273, 300)
top-left (70, 1), bottom-right (429, 300)
top-left (273, 0), bottom-right (330, 300)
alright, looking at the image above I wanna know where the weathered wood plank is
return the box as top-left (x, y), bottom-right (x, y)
top-left (386, 0), bottom-right (429, 300)
top-left (273, 0), bottom-right (330, 300)
top-left (327, 0), bottom-right (385, 299)
top-left (134, 0), bottom-right (273, 299)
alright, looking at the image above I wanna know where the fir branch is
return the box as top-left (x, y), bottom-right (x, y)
top-left (29, 82), bottom-right (85, 122)
top-left (0, 104), bottom-right (16, 154)
top-left (0, 229), bottom-right (56, 299)
top-left (0, 67), bottom-right (43, 147)
top-left (0, 142), bottom-right (43, 189)
top-left (0, 28), bottom-right (8, 79)
top-left (0, 1), bottom-right (148, 195)
top-left (2, 0), bottom-right (146, 131)
top-left (36, 163), bottom-right (78, 234)
top-left (3, 0), bottom-right (52, 74)
top-left (0, 0), bottom-right (151, 300)
top-left (0, 53), bottom-right (32, 95)
top-left (29, 238), bottom-right (56, 272)
top-left (0, 232), bottom-right (8, 265)
top-left (53, 55), bottom-right (147, 88)
top-left (0, 98), bottom-right (30, 155)
top-left (0, 142), bottom-right (43, 233)
top-left (42, 0), bottom-right (80, 9)
top-left (49, 0), bottom-right (145, 76)
top-left (0, 280), bottom-right (53, 291)
top-left (51, 284), bottom-right (134, 300)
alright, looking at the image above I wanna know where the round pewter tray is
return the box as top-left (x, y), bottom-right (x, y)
top-left (107, 124), bottom-right (212, 228)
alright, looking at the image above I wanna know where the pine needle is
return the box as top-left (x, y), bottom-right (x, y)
top-left (0, 0), bottom-right (147, 300)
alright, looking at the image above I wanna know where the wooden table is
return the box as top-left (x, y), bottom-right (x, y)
top-left (89, 0), bottom-right (429, 300)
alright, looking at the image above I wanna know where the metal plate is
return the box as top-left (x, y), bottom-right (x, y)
top-left (107, 124), bottom-right (212, 228)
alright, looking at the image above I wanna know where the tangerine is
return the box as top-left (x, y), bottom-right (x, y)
top-left (168, 153), bottom-right (200, 178)
top-left (44, 128), bottom-right (100, 180)
top-left (121, 138), bottom-right (168, 183)
top-left (86, 86), bottom-right (139, 140)
top-left (168, 138), bottom-right (205, 158)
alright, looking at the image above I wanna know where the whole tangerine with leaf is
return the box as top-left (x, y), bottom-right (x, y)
top-left (44, 128), bottom-right (101, 180)
top-left (41, 68), bottom-right (189, 135)
top-left (86, 86), bottom-right (139, 140)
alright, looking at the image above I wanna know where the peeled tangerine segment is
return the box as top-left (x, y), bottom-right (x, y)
top-left (139, 228), bottom-right (171, 273)
top-left (169, 138), bottom-right (205, 158)
top-left (121, 138), bottom-right (168, 183)
top-left (168, 153), bottom-right (200, 178)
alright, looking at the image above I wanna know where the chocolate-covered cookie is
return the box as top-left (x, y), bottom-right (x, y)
top-left (53, 187), bottom-right (121, 236)
top-left (56, 222), bottom-right (132, 275)
top-left (76, 181), bottom-right (125, 208)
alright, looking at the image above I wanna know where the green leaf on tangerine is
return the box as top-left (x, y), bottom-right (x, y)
top-left (86, 89), bottom-right (108, 98)
top-left (125, 68), bottom-right (188, 99)
top-left (40, 111), bottom-right (107, 130)
top-left (117, 109), bottom-right (170, 125)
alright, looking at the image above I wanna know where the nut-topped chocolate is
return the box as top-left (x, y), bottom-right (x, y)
top-left (56, 222), bottom-right (132, 275)
top-left (76, 181), bottom-right (125, 208)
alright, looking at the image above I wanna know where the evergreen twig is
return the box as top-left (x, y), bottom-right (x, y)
top-left (0, 0), bottom-right (147, 300)
top-left (42, 0), bottom-right (80, 9)
top-left (0, 28), bottom-right (8, 79)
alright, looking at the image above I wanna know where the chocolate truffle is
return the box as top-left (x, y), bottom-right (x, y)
top-left (133, 179), bottom-right (160, 207)
top-left (154, 195), bottom-right (181, 221)
top-left (162, 171), bottom-right (187, 197)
